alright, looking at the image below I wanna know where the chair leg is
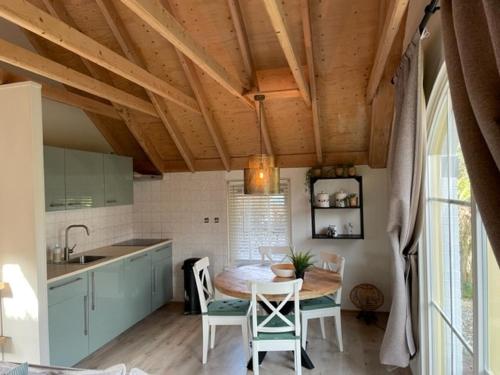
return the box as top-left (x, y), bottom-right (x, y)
top-left (210, 325), bottom-right (216, 349)
top-left (252, 344), bottom-right (259, 375)
top-left (334, 312), bottom-right (343, 352)
top-left (295, 340), bottom-right (302, 375)
top-left (241, 322), bottom-right (249, 361)
top-left (202, 318), bottom-right (209, 364)
top-left (320, 317), bottom-right (326, 340)
top-left (301, 315), bottom-right (308, 349)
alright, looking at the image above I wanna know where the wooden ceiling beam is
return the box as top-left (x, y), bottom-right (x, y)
top-left (262, 0), bottom-right (311, 107)
top-left (120, 0), bottom-right (253, 110)
top-left (366, 0), bottom-right (409, 103)
top-left (0, 67), bottom-right (121, 118)
top-left (227, 0), bottom-right (255, 88)
top-left (95, 0), bottom-right (195, 172)
top-left (255, 99), bottom-right (274, 156)
top-left (0, 0), bottom-right (200, 114)
top-left (163, 151), bottom-right (368, 172)
top-left (35, 0), bottom-right (166, 173)
top-left (300, 0), bottom-right (322, 165)
top-left (0, 38), bottom-right (161, 117)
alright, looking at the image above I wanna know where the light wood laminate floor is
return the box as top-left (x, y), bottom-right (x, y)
top-left (78, 303), bottom-right (411, 375)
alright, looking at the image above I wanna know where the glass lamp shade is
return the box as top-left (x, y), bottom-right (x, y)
top-left (244, 154), bottom-right (280, 195)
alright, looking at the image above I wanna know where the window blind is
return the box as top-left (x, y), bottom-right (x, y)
top-left (228, 180), bottom-right (291, 263)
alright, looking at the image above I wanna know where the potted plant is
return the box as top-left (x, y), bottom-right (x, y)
top-left (288, 249), bottom-right (315, 279)
top-left (348, 193), bottom-right (358, 207)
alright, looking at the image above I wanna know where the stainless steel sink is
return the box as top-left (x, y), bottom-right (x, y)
top-left (67, 255), bottom-right (107, 264)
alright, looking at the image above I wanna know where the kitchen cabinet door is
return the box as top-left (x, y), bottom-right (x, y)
top-left (88, 260), bottom-right (126, 353)
top-left (151, 245), bottom-right (173, 310)
top-left (44, 146), bottom-right (66, 211)
top-left (104, 154), bottom-right (133, 206)
top-left (65, 149), bottom-right (104, 209)
top-left (48, 275), bottom-right (89, 367)
top-left (123, 252), bottom-right (152, 325)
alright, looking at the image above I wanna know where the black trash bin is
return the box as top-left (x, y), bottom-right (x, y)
top-left (182, 257), bottom-right (201, 314)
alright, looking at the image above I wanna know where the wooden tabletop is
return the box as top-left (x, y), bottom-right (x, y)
top-left (214, 264), bottom-right (341, 301)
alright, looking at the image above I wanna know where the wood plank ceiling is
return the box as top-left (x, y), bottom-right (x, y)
top-left (0, 0), bottom-right (410, 173)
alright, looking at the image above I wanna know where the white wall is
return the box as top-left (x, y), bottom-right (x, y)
top-left (0, 82), bottom-right (49, 364)
top-left (134, 166), bottom-right (392, 311)
top-left (45, 205), bottom-right (134, 255)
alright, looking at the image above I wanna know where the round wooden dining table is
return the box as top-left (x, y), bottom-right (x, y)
top-left (214, 264), bottom-right (342, 301)
top-left (214, 264), bottom-right (342, 371)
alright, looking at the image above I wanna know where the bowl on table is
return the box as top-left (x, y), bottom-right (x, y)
top-left (271, 263), bottom-right (295, 278)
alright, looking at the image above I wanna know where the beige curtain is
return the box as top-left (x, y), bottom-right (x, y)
top-left (441, 0), bottom-right (500, 266)
top-left (380, 33), bottom-right (426, 368)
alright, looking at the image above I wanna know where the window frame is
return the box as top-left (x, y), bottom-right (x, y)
top-left (422, 63), bottom-right (492, 375)
top-left (226, 178), bottom-right (292, 265)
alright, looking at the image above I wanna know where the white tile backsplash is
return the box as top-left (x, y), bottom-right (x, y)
top-left (45, 205), bottom-right (134, 254)
top-left (133, 171), bottom-right (228, 300)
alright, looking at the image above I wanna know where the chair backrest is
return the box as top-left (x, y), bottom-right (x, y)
top-left (320, 251), bottom-right (345, 304)
top-left (192, 257), bottom-right (215, 314)
top-left (259, 246), bottom-right (292, 265)
top-left (250, 279), bottom-right (303, 338)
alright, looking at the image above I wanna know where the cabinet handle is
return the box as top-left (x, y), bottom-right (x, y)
top-left (91, 272), bottom-right (96, 311)
top-left (130, 254), bottom-right (147, 262)
top-left (49, 203), bottom-right (65, 207)
top-left (49, 277), bottom-right (82, 290)
top-left (84, 295), bottom-right (88, 336)
top-left (67, 202), bottom-right (82, 206)
top-left (152, 267), bottom-right (156, 294)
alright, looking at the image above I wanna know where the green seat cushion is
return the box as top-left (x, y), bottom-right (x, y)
top-left (300, 296), bottom-right (340, 311)
top-left (206, 299), bottom-right (250, 316)
top-left (253, 315), bottom-right (300, 341)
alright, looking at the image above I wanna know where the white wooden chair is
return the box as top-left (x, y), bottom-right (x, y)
top-left (192, 257), bottom-right (251, 364)
top-left (250, 278), bottom-right (303, 375)
top-left (300, 251), bottom-right (345, 351)
top-left (259, 246), bottom-right (292, 265)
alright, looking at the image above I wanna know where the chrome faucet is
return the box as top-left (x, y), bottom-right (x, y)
top-left (64, 224), bottom-right (90, 261)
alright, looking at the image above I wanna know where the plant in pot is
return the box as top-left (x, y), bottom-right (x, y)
top-left (288, 249), bottom-right (315, 279)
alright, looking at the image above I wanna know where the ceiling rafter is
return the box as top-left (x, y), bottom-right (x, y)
top-left (0, 0), bottom-right (201, 114)
top-left (38, 0), bottom-right (166, 172)
top-left (262, 0), bottom-right (311, 107)
top-left (119, 0), bottom-right (254, 111)
top-left (300, 0), bottom-right (322, 165)
top-left (225, 0), bottom-right (274, 157)
top-left (366, 0), bottom-right (409, 103)
top-left (0, 37), bottom-right (160, 117)
top-left (227, 0), bottom-right (255, 88)
top-left (0, 67), bottom-right (121, 119)
top-left (94, 0), bottom-right (195, 172)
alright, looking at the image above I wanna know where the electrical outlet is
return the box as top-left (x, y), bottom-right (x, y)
top-left (214, 217), bottom-right (219, 223)
top-left (204, 217), bottom-right (209, 223)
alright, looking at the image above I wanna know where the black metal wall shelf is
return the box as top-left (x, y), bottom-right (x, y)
top-left (310, 175), bottom-right (364, 239)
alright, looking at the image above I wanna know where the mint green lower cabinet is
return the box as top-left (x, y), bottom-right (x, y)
top-left (48, 274), bottom-right (89, 367)
top-left (88, 260), bottom-right (126, 353)
top-left (151, 245), bottom-right (173, 310)
top-left (123, 252), bottom-right (152, 326)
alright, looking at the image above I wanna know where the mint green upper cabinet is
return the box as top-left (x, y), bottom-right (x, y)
top-left (43, 146), bottom-right (66, 211)
top-left (48, 274), bottom-right (89, 367)
top-left (104, 154), bottom-right (133, 206)
top-left (65, 149), bottom-right (104, 209)
top-left (88, 260), bottom-right (126, 353)
top-left (151, 244), bottom-right (173, 310)
top-left (123, 252), bottom-right (152, 326)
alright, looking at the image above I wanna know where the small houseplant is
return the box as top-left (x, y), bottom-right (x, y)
top-left (288, 249), bottom-right (315, 279)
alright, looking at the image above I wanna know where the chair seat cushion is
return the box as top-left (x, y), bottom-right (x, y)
top-left (253, 315), bottom-right (299, 341)
top-left (206, 299), bottom-right (250, 316)
top-left (300, 296), bottom-right (340, 311)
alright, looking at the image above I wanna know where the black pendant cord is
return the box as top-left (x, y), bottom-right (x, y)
top-left (254, 94), bottom-right (266, 165)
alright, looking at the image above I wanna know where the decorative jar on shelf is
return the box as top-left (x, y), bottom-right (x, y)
top-left (348, 165), bottom-right (357, 176)
top-left (315, 191), bottom-right (330, 207)
top-left (335, 166), bottom-right (344, 177)
top-left (334, 190), bottom-right (347, 207)
top-left (348, 194), bottom-right (359, 207)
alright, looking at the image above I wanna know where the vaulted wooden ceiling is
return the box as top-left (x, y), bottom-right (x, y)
top-left (0, 0), bottom-right (415, 174)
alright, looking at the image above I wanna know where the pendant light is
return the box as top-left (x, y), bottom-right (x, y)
top-left (244, 95), bottom-right (280, 195)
